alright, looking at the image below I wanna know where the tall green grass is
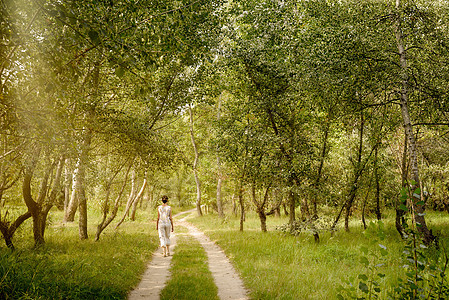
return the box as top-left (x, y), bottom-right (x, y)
top-left (0, 210), bottom-right (159, 299)
top-left (188, 211), bottom-right (449, 299)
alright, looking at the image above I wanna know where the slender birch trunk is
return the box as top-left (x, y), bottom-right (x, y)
top-left (216, 96), bottom-right (224, 217)
top-left (394, 0), bottom-right (435, 245)
top-left (64, 159), bottom-right (80, 222)
top-left (189, 104), bottom-right (202, 216)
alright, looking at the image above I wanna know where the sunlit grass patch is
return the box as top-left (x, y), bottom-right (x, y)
top-left (190, 211), bottom-right (449, 299)
top-left (0, 210), bottom-right (158, 299)
top-left (160, 234), bottom-right (218, 300)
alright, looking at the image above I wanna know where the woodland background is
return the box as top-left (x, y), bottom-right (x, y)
top-left (1, 0), bottom-right (449, 255)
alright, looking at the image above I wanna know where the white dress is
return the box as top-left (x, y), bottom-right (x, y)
top-left (158, 205), bottom-right (172, 247)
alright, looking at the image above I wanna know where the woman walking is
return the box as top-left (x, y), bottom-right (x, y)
top-left (156, 195), bottom-right (174, 257)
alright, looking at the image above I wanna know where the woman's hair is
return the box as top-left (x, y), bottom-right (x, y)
top-left (161, 195), bottom-right (169, 203)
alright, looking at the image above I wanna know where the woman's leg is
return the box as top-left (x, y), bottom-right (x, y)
top-left (158, 224), bottom-right (168, 256)
top-left (165, 224), bottom-right (171, 255)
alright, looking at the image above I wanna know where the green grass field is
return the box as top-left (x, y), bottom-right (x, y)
top-left (0, 209), bottom-right (159, 299)
top-left (188, 211), bottom-right (449, 299)
top-left (1, 207), bottom-right (449, 299)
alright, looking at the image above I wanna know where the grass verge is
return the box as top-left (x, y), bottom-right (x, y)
top-left (188, 211), bottom-right (449, 300)
top-left (0, 211), bottom-right (158, 299)
top-left (160, 233), bottom-right (219, 300)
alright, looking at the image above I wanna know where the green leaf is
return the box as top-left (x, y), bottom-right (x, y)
top-left (399, 204), bottom-right (408, 211)
top-left (115, 66), bottom-right (125, 78)
top-left (88, 30), bottom-right (100, 44)
top-left (358, 274), bottom-right (368, 281)
top-left (359, 282), bottom-right (369, 293)
top-left (360, 256), bottom-right (369, 266)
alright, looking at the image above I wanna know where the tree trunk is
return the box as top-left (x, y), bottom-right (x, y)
top-left (78, 187), bottom-right (88, 240)
top-left (288, 189), bottom-right (296, 230)
top-left (344, 112), bottom-right (364, 232)
top-left (189, 104), bottom-right (203, 216)
top-left (273, 187), bottom-right (281, 217)
top-left (78, 127), bottom-right (92, 240)
top-left (216, 96), bottom-right (224, 218)
top-left (300, 197), bottom-right (310, 220)
top-left (374, 146), bottom-right (382, 220)
top-left (238, 177), bottom-right (245, 232)
top-left (125, 169), bottom-right (137, 217)
top-left (251, 182), bottom-right (270, 232)
top-left (394, 2), bottom-right (436, 245)
top-left (130, 195), bottom-right (141, 220)
top-left (0, 211), bottom-right (31, 250)
top-left (283, 201), bottom-right (289, 216)
top-left (96, 164), bottom-right (131, 241)
top-left (42, 156), bottom-right (65, 237)
top-left (312, 122), bottom-right (330, 219)
top-left (63, 159), bottom-right (71, 212)
top-left (232, 180), bottom-right (238, 216)
top-left (64, 160), bottom-right (80, 222)
top-left (361, 178), bottom-right (372, 230)
top-left (130, 172), bottom-right (144, 221)
top-left (22, 164), bottom-right (47, 247)
top-left (396, 133), bottom-right (408, 238)
top-left (115, 178), bottom-right (147, 229)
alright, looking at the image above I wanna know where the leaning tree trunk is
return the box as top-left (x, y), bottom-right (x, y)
top-left (40, 156), bottom-right (65, 237)
top-left (130, 171), bottom-right (141, 220)
top-left (115, 178), bottom-right (147, 229)
top-left (96, 164), bottom-right (131, 241)
top-left (394, 1), bottom-right (436, 245)
top-left (344, 111), bottom-right (364, 232)
top-left (189, 104), bottom-right (203, 216)
top-left (0, 211), bottom-right (31, 250)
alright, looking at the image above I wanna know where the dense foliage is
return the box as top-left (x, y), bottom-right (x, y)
top-left (0, 0), bottom-right (448, 261)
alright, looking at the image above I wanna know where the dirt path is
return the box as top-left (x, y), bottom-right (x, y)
top-left (128, 210), bottom-right (248, 300)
